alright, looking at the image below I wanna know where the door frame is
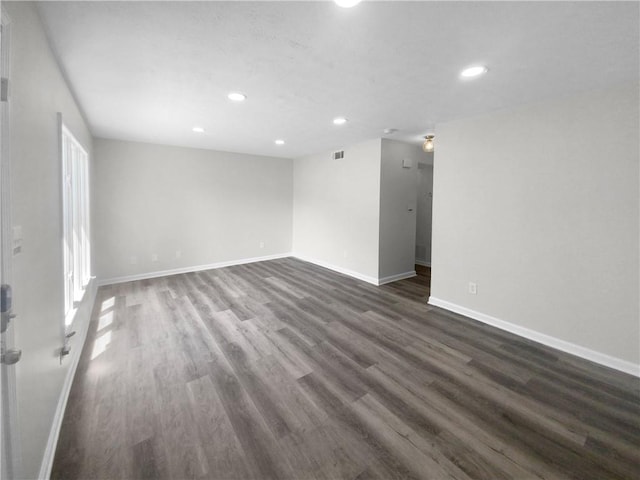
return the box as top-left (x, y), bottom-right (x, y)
top-left (1, 8), bottom-right (22, 479)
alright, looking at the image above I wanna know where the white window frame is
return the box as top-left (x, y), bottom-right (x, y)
top-left (60, 120), bottom-right (90, 324)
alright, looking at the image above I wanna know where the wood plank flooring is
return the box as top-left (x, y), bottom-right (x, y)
top-left (52, 258), bottom-right (640, 480)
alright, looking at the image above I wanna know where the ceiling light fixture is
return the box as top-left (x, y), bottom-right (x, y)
top-left (333, 117), bottom-right (348, 125)
top-left (460, 65), bottom-right (488, 78)
top-left (227, 92), bottom-right (247, 102)
top-left (275, 139), bottom-right (285, 145)
top-left (192, 126), bottom-right (205, 133)
top-left (334, 0), bottom-right (362, 7)
top-left (422, 135), bottom-right (435, 153)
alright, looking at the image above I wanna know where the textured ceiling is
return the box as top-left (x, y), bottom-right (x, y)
top-left (37, 1), bottom-right (639, 159)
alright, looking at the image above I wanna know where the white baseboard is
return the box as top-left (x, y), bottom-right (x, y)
top-left (378, 271), bottom-right (416, 285)
top-left (98, 252), bottom-right (293, 286)
top-left (415, 259), bottom-right (431, 267)
top-left (292, 254), bottom-right (380, 285)
top-left (428, 296), bottom-right (640, 378)
top-left (293, 255), bottom-right (415, 286)
top-left (39, 278), bottom-right (98, 480)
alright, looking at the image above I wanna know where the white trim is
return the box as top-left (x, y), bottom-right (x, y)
top-left (293, 255), bottom-right (415, 286)
top-left (98, 252), bottom-right (293, 286)
top-left (1, 11), bottom-right (22, 480)
top-left (39, 278), bottom-right (98, 480)
top-left (415, 259), bottom-right (431, 267)
top-left (292, 254), bottom-right (379, 285)
top-left (378, 271), bottom-right (416, 285)
top-left (428, 296), bottom-right (640, 378)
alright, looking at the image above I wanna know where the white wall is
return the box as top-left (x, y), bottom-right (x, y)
top-left (378, 139), bottom-right (421, 280)
top-left (293, 139), bottom-right (381, 282)
top-left (431, 84), bottom-right (640, 369)
top-left (93, 138), bottom-right (293, 282)
top-left (4, 2), bottom-right (96, 478)
top-left (415, 158), bottom-right (433, 265)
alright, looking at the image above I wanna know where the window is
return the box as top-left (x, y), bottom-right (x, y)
top-left (61, 122), bottom-right (90, 323)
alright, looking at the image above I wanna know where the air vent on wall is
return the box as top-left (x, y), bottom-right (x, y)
top-left (333, 150), bottom-right (345, 160)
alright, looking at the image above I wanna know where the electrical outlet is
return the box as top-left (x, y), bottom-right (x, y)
top-left (259, 241), bottom-right (264, 249)
top-left (176, 250), bottom-right (182, 259)
top-left (468, 282), bottom-right (477, 295)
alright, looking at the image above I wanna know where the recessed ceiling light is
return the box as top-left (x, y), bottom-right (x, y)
top-left (333, 117), bottom-right (348, 125)
top-left (334, 0), bottom-right (362, 7)
top-left (275, 139), bottom-right (285, 145)
top-left (227, 92), bottom-right (247, 102)
top-left (460, 65), bottom-right (488, 78)
top-left (192, 126), bottom-right (205, 133)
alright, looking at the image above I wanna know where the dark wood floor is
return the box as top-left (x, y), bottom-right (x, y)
top-left (52, 258), bottom-right (639, 480)
top-left (414, 264), bottom-right (431, 293)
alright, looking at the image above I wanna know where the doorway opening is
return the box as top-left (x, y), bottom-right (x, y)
top-left (415, 153), bottom-right (433, 295)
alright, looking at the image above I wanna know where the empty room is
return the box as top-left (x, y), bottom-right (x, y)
top-left (0, 1), bottom-right (638, 479)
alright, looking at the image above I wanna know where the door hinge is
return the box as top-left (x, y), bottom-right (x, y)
top-left (1, 77), bottom-right (8, 102)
